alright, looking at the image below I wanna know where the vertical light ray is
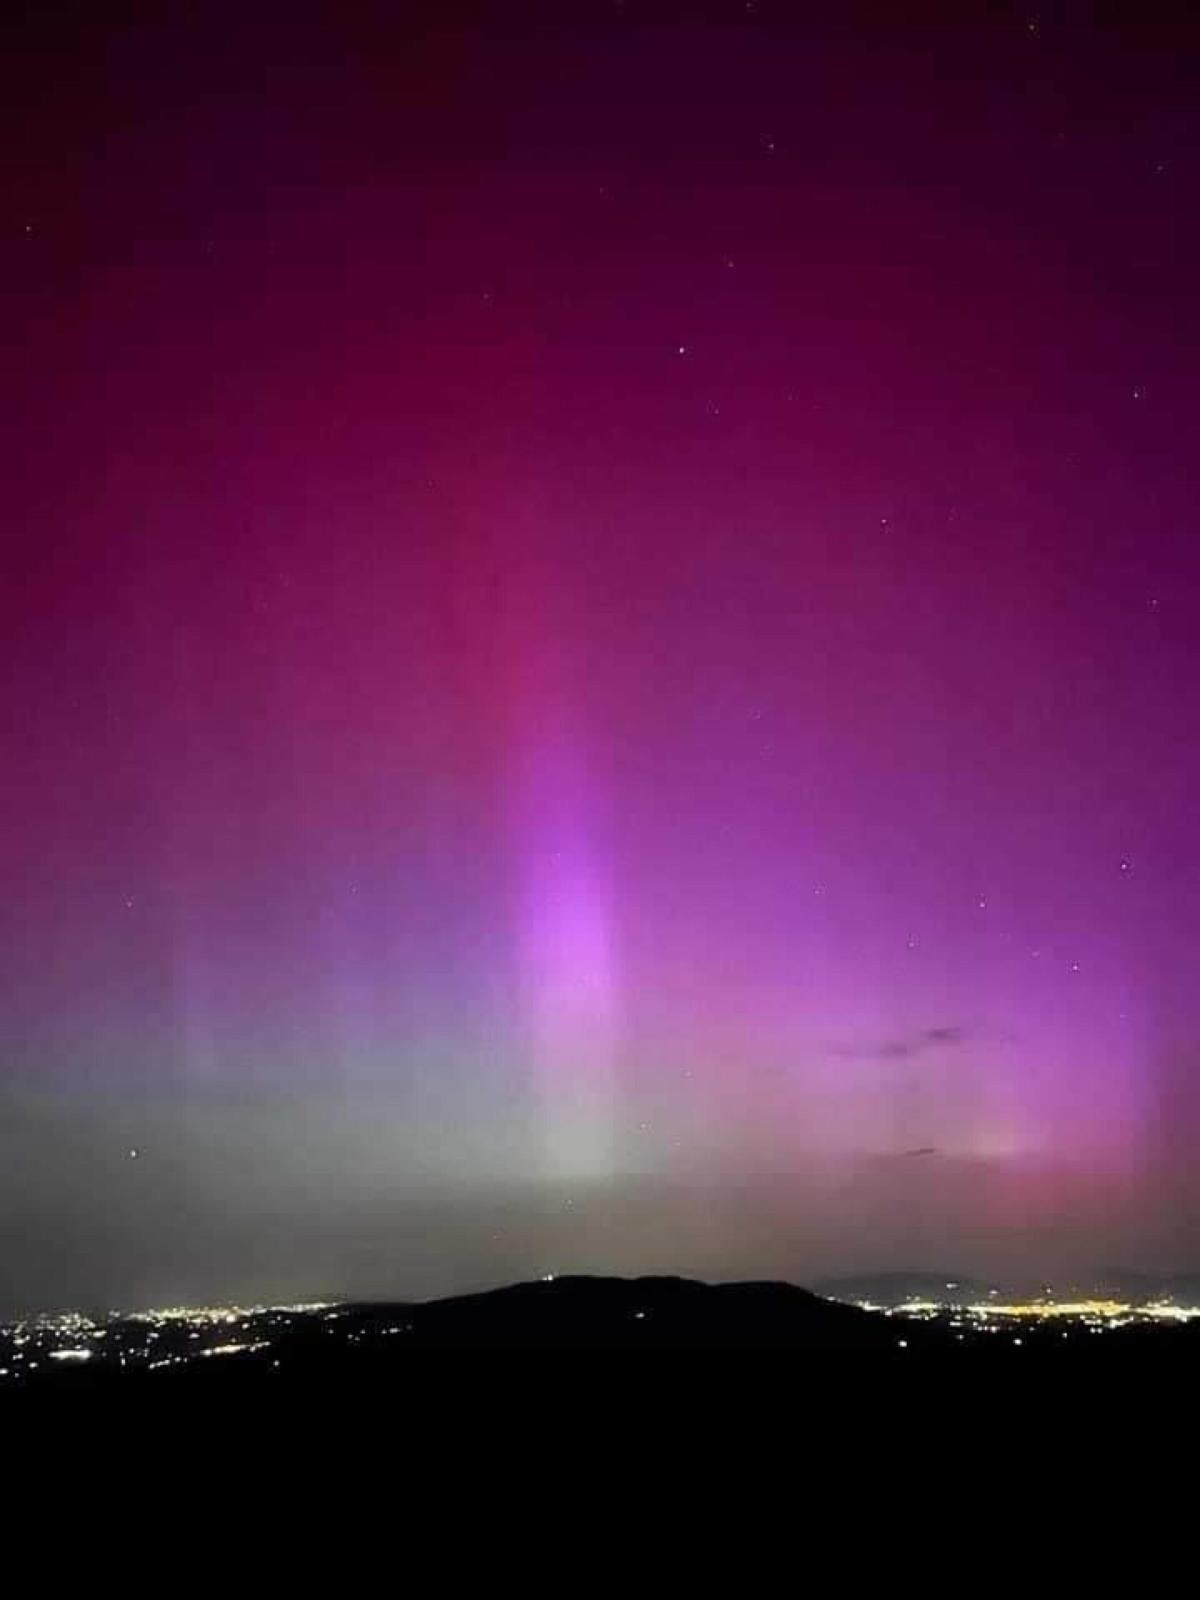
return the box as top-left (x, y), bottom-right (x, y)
top-left (514, 701), bottom-right (620, 1180)
top-left (490, 509), bottom-right (623, 1182)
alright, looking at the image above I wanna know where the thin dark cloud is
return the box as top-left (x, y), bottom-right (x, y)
top-left (836, 1026), bottom-right (967, 1063)
top-left (923, 1027), bottom-right (964, 1046)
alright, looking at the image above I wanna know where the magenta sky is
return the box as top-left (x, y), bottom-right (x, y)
top-left (4, 4), bottom-right (1200, 1310)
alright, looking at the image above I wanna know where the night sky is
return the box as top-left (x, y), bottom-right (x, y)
top-left (5, 2), bottom-right (1200, 1314)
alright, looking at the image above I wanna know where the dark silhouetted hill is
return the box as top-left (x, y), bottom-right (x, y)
top-left (353, 1274), bottom-right (926, 1349)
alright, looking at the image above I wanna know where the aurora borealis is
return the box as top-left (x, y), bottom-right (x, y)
top-left (4, 2), bottom-right (1200, 1312)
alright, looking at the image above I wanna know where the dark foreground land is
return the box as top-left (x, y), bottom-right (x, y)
top-left (5, 1275), bottom-right (1200, 1402)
